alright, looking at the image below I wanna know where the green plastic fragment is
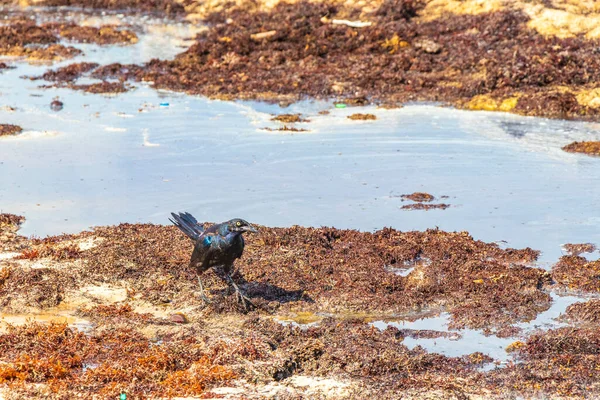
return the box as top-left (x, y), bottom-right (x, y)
top-left (334, 103), bottom-right (347, 109)
top-left (120, 394), bottom-right (126, 400)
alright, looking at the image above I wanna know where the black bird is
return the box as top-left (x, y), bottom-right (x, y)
top-left (169, 212), bottom-right (258, 307)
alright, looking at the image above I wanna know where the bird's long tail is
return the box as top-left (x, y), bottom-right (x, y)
top-left (169, 212), bottom-right (205, 241)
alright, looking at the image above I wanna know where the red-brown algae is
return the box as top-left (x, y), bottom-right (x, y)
top-left (562, 141), bottom-right (600, 156)
top-left (1, 0), bottom-right (600, 396)
top-left (0, 125), bottom-right (23, 137)
top-left (1, 213), bottom-right (599, 397)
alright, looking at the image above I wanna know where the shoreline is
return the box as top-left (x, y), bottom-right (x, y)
top-left (3, 1), bottom-right (600, 122)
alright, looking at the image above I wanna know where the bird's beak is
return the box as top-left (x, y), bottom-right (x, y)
top-left (244, 225), bottom-right (258, 233)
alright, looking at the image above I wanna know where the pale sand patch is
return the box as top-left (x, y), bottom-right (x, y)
top-left (466, 94), bottom-right (521, 112)
top-left (11, 257), bottom-right (78, 270)
top-left (196, 375), bottom-right (354, 399)
top-left (0, 309), bottom-right (92, 333)
top-left (419, 0), bottom-right (505, 22)
top-left (4, 237), bottom-right (101, 268)
top-left (523, 3), bottom-right (600, 39)
top-left (286, 375), bottom-right (352, 396)
top-left (0, 252), bottom-right (21, 261)
top-left (544, 0), bottom-right (600, 15)
top-left (417, 0), bottom-right (600, 40)
top-left (76, 237), bottom-right (104, 251)
top-left (75, 284), bottom-right (128, 304)
top-left (183, 0), bottom-right (385, 20)
top-left (577, 88), bottom-right (600, 109)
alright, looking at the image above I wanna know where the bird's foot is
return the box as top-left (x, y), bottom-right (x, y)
top-left (198, 293), bottom-right (212, 304)
top-left (196, 275), bottom-right (211, 304)
top-left (234, 288), bottom-right (256, 310)
top-left (224, 274), bottom-right (256, 311)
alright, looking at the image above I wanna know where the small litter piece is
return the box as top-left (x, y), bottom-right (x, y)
top-left (334, 103), bottom-right (347, 109)
top-left (169, 313), bottom-right (187, 323)
top-left (251, 30), bottom-right (277, 40)
top-left (50, 99), bottom-right (64, 111)
top-left (159, 102), bottom-right (170, 107)
top-left (321, 17), bottom-right (372, 28)
top-left (0, 62), bottom-right (14, 70)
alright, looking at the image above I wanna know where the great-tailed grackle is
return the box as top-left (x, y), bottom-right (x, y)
top-left (169, 212), bottom-right (257, 308)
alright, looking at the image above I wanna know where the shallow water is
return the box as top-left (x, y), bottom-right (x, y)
top-left (0, 14), bottom-right (599, 266)
top-left (0, 307), bottom-right (92, 333)
top-left (273, 293), bottom-right (587, 364)
top-left (372, 293), bottom-right (585, 363)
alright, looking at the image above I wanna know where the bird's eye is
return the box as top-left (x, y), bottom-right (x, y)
top-left (236, 221), bottom-right (241, 227)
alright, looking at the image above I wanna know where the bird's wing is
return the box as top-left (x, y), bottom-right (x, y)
top-left (190, 232), bottom-right (225, 270)
top-left (169, 212), bottom-right (205, 241)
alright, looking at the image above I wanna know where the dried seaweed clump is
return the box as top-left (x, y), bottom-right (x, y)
top-left (244, 227), bottom-right (545, 330)
top-left (70, 81), bottom-right (130, 94)
top-left (497, 327), bottom-right (600, 397)
top-left (562, 141), bottom-right (600, 156)
top-left (271, 114), bottom-right (308, 123)
top-left (561, 299), bottom-right (600, 324)
top-left (24, 44), bottom-right (83, 60)
top-left (36, 62), bottom-right (100, 82)
top-left (0, 322), bottom-right (234, 398)
top-left (0, 214), bottom-right (25, 250)
top-left (245, 317), bottom-right (480, 393)
top-left (67, 222), bottom-right (548, 330)
top-left (16, 242), bottom-right (82, 261)
top-left (552, 255), bottom-right (600, 292)
top-left (262, 126), bottom-right (308, 132)
top-left (53, 24), bottom-right (139, 45)
top-left (0, 21), bottom-right (81, 61)
top-left (347, 113), bottom-right (377, 120)
top-left (401, 192), bottom-right (435, 202)
top-left (72, 1), bottom-right (600, 119)
top-left (401, 203), bottom-right (450, 210)
top-left (90, 62), bottom-right (144, 80)
top-left (0, 267), bottom-right (69, 310)
top-left (0, 124), bottom-right (23, 137)
top-left (38, 0), bottom-right (186, 15)
top-left (0, 214), bottom-right (24, 227)
top-left (563, 242), bottom-right (597, 256)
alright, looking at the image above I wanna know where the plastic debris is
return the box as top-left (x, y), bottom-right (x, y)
top-left (50, 99), bottom-right (64, 111)
top-left (334, 103), bottom-right (347, 108)
top-left (159, 102), bottom-right (170, 107)
top-left (321, 16), bottom-right (372, 28)
top-left (251, 30), bottom-right (277, 40)
top-left (169, 313), bottom-right (187, 323)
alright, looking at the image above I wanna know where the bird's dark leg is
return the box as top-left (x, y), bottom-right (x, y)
top-left (196, 273), bottom-right (211, 304)
top-left (225, 274), bottom-right (255, 310)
